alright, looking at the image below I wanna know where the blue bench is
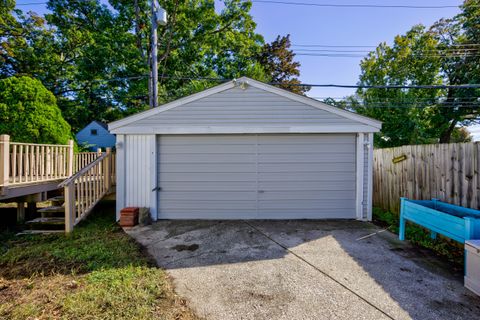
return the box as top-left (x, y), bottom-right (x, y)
top-left (399, 198), bottom-right (480, 244)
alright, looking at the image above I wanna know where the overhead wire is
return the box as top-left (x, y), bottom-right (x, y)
top-left (250, 0), bottom-right (470, 9)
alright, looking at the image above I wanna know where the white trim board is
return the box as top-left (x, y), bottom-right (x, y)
top-left (108, 77), bottom-right (382, 134)
top-left (110, 125), bottom-right (380, 135)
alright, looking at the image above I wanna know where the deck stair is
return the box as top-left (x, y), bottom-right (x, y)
top-left (24, 195), bottom-right (66, 231)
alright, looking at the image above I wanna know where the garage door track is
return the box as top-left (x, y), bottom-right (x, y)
top-left (126, 220), bottom-right (480, 320)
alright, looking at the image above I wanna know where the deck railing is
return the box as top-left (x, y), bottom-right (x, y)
top-left (60, 148), bottom-right (114, 232)
top-left (74, 151), bottom-right (101, 173)
top-left (0, 134), bottom-right (74, 188)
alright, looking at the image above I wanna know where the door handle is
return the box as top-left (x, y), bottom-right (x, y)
top-left (152, 187), bottom-right (162, 191)
top-left (258, 190), bottom-right (265, 193)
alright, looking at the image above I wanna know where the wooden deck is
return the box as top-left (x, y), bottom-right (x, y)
top-left (0, 135), bottom-right (116, 232)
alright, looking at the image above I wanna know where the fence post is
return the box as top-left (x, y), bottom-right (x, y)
top-left (64, 184), bottom-right (75, 233)
top-left (104, 147), bottom-right (111, 191)
top-left (67, 140), bottom-right (74, 177)
top-left (0, 134), bottom-right (10, 190)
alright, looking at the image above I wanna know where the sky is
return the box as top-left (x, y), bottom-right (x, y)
top-left (15, 1), bottom-right (478, 139)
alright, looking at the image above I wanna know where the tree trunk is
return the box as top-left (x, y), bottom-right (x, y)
top-left (439, 119), bottom-right (457, 143)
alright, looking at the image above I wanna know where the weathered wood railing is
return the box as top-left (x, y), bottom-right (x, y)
top-left (60, 148), bottom-right (113, 232)
top-left (0, 134), bottom-right (74, 188)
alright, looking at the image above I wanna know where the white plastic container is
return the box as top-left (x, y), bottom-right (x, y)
top-left (465, 240), bottom-right (480, 296)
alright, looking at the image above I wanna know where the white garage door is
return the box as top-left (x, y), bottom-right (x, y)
top-left (157, 134), bottom-right (357, 219)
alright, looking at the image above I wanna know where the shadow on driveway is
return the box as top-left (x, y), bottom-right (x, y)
top-left (127, 220), bottom-right (480, 320)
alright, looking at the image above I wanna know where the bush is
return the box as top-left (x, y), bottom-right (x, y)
top-left (0, 76), bottom-right (72, 144)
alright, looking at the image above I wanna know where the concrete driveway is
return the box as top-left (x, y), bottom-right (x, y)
top-left (126, 220), bottom-right (480, 320)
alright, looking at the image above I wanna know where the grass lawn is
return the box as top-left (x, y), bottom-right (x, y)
top-left (373, 207), bottom-right (464, 269)
top-left (0, 201), bottom-right (198, 320)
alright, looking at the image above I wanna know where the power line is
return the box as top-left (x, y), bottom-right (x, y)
top-left (291, 44), bottom-right (480, 48)
top-left (293, 48), bottom-right (480, 53)
top-left (251, 0), bottom-right (467, 9)
top-left (272, 82), bottom-right (480, 89)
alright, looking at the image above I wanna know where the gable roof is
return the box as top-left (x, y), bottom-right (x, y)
top-left (92, 120), bottom-right (108, 130)
top-left (108, 77), bottom-right (381, 134)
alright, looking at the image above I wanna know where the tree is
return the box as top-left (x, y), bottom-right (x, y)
top-left (353, 0), bottom-right (480, 147)
top-left (257, 34), bottom-right (308, 95)
top-left (1, 0), bottom-right (269, 131)
top-left (0, 76), bottom-right (72, 144)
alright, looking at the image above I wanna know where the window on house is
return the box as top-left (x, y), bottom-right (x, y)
top-left (91, 129), bottom-right (98, 136)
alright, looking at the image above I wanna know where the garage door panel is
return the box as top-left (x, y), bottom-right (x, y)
top-left (258, 144), bottom-right (354, 153)
top-left (258, 162), bottom-right (355, 172)
top-left (258, 153), bottom-right (354, 163)
top-left (258, 171), bottom-right (355, 181)
top-left (258, 180), bottom-right (355, 191)
top-left (161, 200), bottom-right (257, 210)
top-left (159, 144), bottom-right (256, 154)
top-left (257, 190), bottom-right (355, 201)
top-left (258, 199), bottom-right (356, 210)
top-left (160, 163), bottom-right (256, 173)
top-left (258, 209), bottom-right (356, 219)
top-left (160, 191), bottom-right (257, 201)
top-left (161, 153), bottom-right (256, 163)
top-left (159, 209), bottom-right (258, 219)
top-left (160, 172), bottom-right (257, 182)
top-left (160, 181), bottom-right (257, 191)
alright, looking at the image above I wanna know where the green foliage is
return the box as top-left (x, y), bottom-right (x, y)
top-left (350, 1), bottom-right (480, 147)
top-left (257, 34), bottom-right (309, 95)
top-left (0, 201), bottom-right (196, 319)
top-left (373, 207), bottom-right (463, 266)
top-left (0, 202), bottom-right (148, 277)
top-left (62, 266), bottom-right (168, 320)
top-left (0, 76), bottom-right (72, 144)
top-left (1, 0), bottom-right (272, 132)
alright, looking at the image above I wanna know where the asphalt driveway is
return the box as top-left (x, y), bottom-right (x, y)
top-left (126, 220), bottom-right (480, 320)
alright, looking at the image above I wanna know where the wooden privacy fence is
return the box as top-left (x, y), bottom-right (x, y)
top-left (373, 142), bottom-right (480, 214)
top-left (60, 148), bottom-right (114, 232)
top-left (0, 134), bottom-right (74, 187)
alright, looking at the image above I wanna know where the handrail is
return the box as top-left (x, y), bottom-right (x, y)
top-left (10, 142), bottom-right (70, 147)
top-left (63, 148), bottom-right (113, 232)
top-left (60, 152), bottom-right (107, 187)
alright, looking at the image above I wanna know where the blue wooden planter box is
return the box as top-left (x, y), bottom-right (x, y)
top-left (399, 198), bottom-right (480, 243)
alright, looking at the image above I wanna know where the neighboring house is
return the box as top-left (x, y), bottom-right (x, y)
top-left (76, 121), bottom-right (116, 151)
top-left (109, 77), bottom-right (382, 222)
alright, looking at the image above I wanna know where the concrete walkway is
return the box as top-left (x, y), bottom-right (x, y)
top-left (126, 220), bottom-right (480, 320)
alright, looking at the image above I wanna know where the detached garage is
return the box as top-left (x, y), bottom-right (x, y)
top-left (108, 77), bottom-right (381, 221)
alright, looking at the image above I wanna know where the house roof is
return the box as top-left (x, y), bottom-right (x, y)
top-left (108, 77), bottom-right (382, 134)
top-left (92, 120), bottom-right (108, 130)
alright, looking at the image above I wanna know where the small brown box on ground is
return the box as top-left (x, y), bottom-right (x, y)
top-left (119, 207), bottom-right (139, 227)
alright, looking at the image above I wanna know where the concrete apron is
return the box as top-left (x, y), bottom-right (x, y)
top-left (126, 220), bottom-right (480, 320)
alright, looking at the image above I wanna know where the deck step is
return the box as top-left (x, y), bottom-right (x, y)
top-left (16, 230), bottom-right (64, 236)
top-left (38, 206), bottom-right (65, 218)
top-left (25, 217), bottom-right (65, 230)
top-left (38, 206), bottom-right (65, 213)
top-left (47, 196), bottom-right (65, 206)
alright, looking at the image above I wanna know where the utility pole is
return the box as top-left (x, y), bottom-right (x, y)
top-left (150, 0), bottom-right (167, 108)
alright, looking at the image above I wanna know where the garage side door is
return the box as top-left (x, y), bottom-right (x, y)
top-left (157, 135), bottom-right (257, 219)
top-left (257, 134), bottom-right (357, 219)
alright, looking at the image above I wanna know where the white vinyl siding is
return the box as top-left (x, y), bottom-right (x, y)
top-left (123, 135), bottom-right (155, 208)
top-left (132, 86), bottom-right (360, 130)
top-left (157, 134), bottom-right (357, 219)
